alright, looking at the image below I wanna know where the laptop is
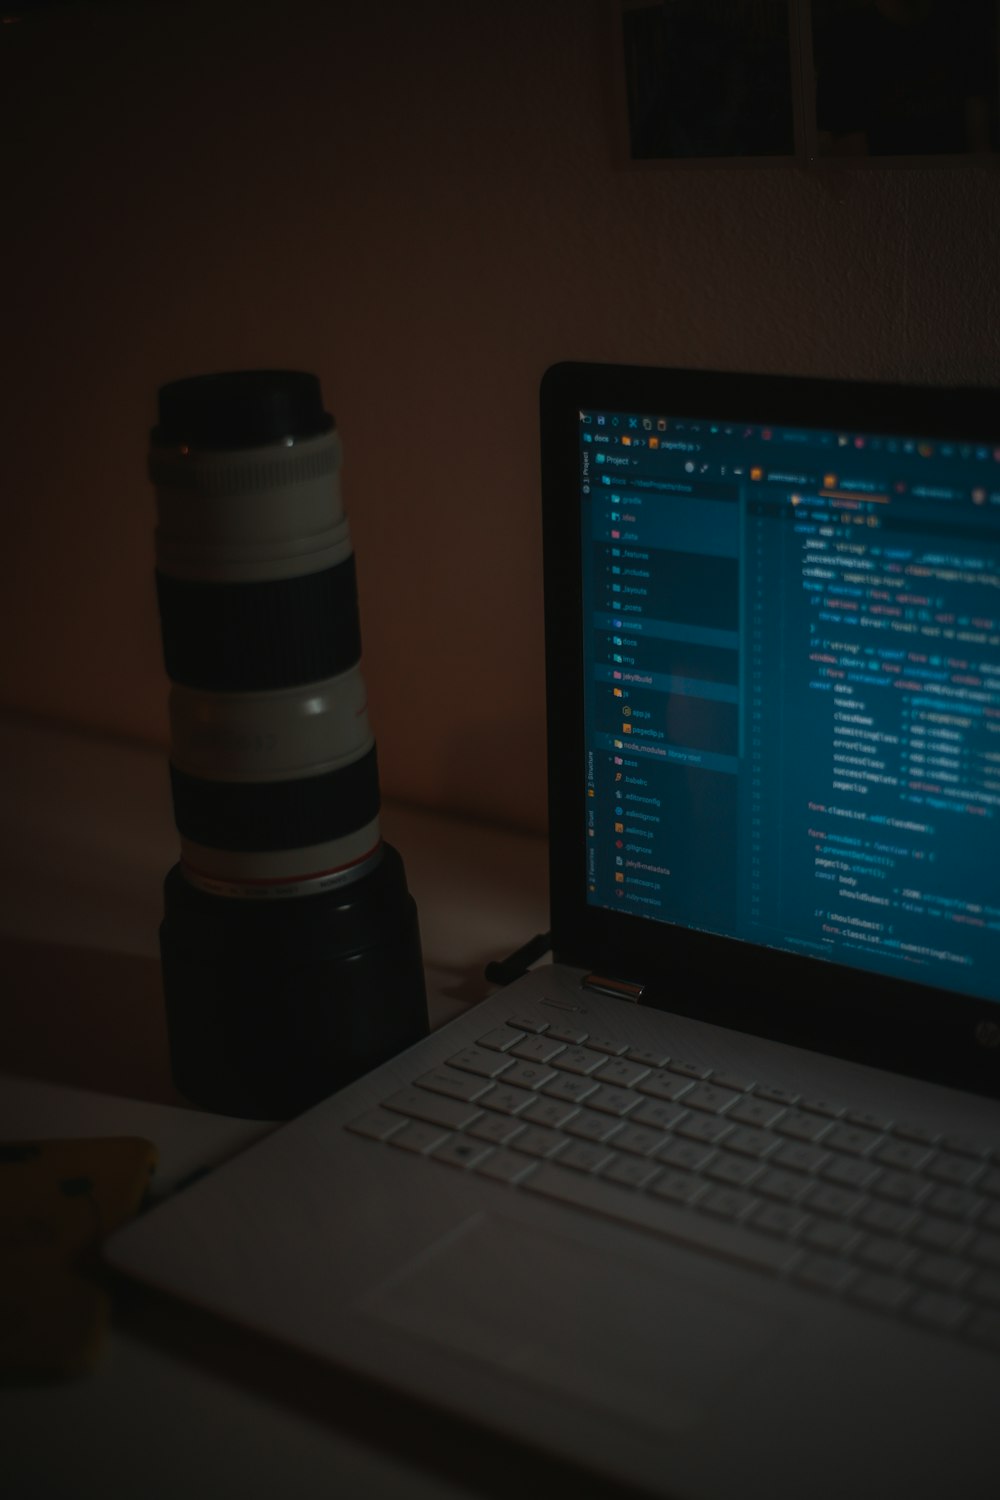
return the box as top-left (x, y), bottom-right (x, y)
top-left (108, 363), bottom-right (1000, 1499)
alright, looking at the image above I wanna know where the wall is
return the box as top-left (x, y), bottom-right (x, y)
top-left (4, 0), bottom-right (1000, 833)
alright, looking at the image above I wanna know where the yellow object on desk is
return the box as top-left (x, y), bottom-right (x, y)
top-left (0, 1136), bottom-right (157, 1380)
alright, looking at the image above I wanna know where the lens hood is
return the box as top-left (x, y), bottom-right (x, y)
top-left (154, 369), bottom-right (335, 450)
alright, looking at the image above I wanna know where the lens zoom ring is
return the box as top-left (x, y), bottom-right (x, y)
top-left (170, 743), bottom-right (380, 853)
top-left (157, 557), bottom-right (362, 690)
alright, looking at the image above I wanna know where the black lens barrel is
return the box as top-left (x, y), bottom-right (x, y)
top-left (161, 846), bottom-right (428, 1119)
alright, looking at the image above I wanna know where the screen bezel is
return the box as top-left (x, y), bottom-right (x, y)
top-left (541, 361), bottom-right (1000, 1097)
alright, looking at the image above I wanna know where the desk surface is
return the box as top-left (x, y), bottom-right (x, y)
top-left (0, 713), bottom-right (555, 1500)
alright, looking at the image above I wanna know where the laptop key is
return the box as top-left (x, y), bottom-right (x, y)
top-left (475, 1149), bottom-right (537, 1185)
top-left (926, 1153), bottom-right (984, 1188)
top-left (479, 1025), bottom-right (527, 1052)
top-left (652, 1169), bottom-right (708, 1206)
top-left (466, 1113), bottom-right (525, 1146)
top-left (683, 1082), bottom-right (741, 1115)
top-left (657, 1138), bottom-right (715, 1173)
top-left (705, 1156), bottom-right (763, 1190)
top-left (565, 1109), bottom-right (622, 1144)
top-left (345, 1109), bottom-right (407, 1142)
top-left (447, 1046), bottom-right (515, 1079)
top-left (540, 1072), bottom-right (599, 1104)
top-left (752, 1202), bottom-right (810, 1238)
top-left (776, 1111), bottom-right (830, 1144)
top-left (509, 1036), bottom-right (567, 1065)
top-left (551, 1045), bottom-right (607, 1076)
top-left (625, 1047), bottom-right (670, 1069)
top-left (389, 1120), bottom-right (451, 1154)
top-left (707, 1070), bottom-right (757, 1094)
top-left (874, 1139), bottom-right (933, 1172)
top-left (594, 1057), bottom-right (650, 1089)
top-left (699, 1187), bottom-right (757, 1222)
top-left (872, 1170), bottom-right (928, 1206)
top-left (522, 1097), bottom-right (579, 1130)
top-left (584, 1035), bottom-right (629, 1057)
top-left (558, 1140), bottom-right (618, 1174)
top-left (676, 1114), bottom-right (732, 1146)
top-left (724, 1126), bottom-right (780, 1159)
top-left (587, 1084), bottom-right (643, 1117)
top-left (481, 1083), bottom-right (536, 1115)
top-left (727, 1097), bottom-right (786, 1129)
top-left (432, 1137), bottom-right (493, 1170)
top-left (802, 1219), bottom-right (862, 1257)
top-left (667, 1059), bottom-right (712, 1081)
top-left (772, 1141), bottom-right (828, 1174)
top-left (385, 1089), bottom-right (482, 1131)
top-left (804, 1183), bottom-right (864, 1218)
top-left (631, 1099), bottom-right (689, 1131)
top-left (613, 1123), bottom-right (669, 1157)
top-left (602, 1155), bottom-right (662, 1191)
top-left (545, 1023), bottom-right (589, 1045)
top-left (824, 1123), bottom-right (882, 1157)
top-left (637, 1071), bottom-right (694, 1103)
top-left (753, 1085), bottom-right (800, 1106)
top-left (846, 1109), bottom-right (894, 1132)
top-left (510, 1126), bottom-right (567, 1160)
top-left (799, 1097), bottom-right (846, 1121)
top-left (501, 1061), bottom-right (557, 1091)
top-left (758, 1168), bottom-right (811, 1204)
top-left (821, 1156), bottom-right (880, 1191)
top-left (417, 1068), bottom-right (493, 1104)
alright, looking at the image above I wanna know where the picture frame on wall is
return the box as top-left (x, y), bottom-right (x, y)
top-left (809, 0), bottom-right (998, 162)
top-left (616, 0), bottom-right (999, 169)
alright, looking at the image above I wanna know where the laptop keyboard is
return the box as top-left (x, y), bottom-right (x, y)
top-left (346, 1012), bottom-right (1000, 1357)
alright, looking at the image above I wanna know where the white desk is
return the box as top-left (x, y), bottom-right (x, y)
top-left (0, 714), bottom-right (562, 1500)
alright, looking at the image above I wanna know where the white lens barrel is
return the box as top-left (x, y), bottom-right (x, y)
top-left (168, 665), bottom-right (373, 782)
top-left (152, 429), bottom-right (352, 583)
top-left (151, 380), bottom-right (382, 897)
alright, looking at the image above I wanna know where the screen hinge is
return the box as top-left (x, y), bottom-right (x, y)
top-left (484, 931), bottom-right (552, 987)
top-left (582, 973), bottom-right (646, 1003)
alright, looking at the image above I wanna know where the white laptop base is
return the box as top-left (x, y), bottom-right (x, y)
top-left (107, 965), bottom-right (1000, 1500)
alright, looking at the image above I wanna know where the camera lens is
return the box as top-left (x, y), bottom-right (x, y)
top-left (151, 371), bottom-right (427, 1117)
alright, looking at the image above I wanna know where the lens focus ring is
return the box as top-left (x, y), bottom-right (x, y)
top-left (170, 743), bottom-right (380, 852)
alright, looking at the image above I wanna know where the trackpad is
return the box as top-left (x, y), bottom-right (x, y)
top-left (362, 1212), bottom-right (785, 1434)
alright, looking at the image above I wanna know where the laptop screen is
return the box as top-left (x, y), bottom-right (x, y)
top-left (576, 397), bottom-right (1000, 1008)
